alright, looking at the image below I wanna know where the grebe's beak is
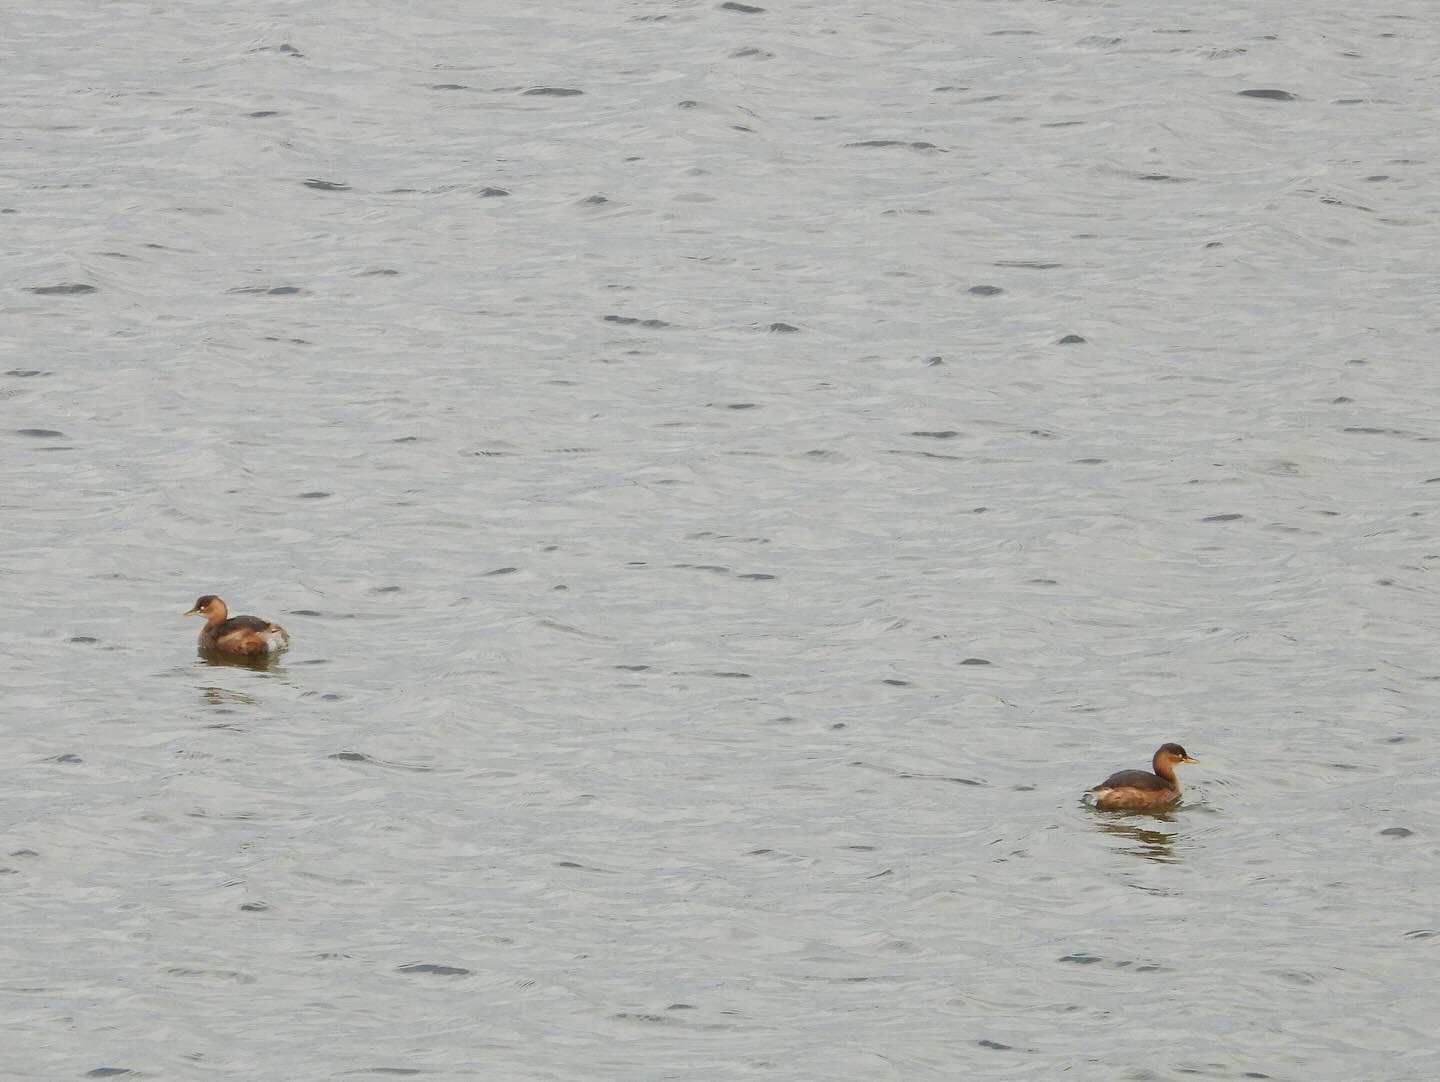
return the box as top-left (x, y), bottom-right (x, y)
top-left (1181, 755), bottom-right (1199, 764)
top-left (184, 606), bottom-right (202, 616)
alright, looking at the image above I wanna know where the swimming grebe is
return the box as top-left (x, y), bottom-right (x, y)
top-left (1083, 743), bottom-right (1198, 811)
top-left (185, 595), bottom-right (290, 657)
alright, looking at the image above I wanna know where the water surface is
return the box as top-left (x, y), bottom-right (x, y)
top-left (4, 1), bottom-right (1440, 1079)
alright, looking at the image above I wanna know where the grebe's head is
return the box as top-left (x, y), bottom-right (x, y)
top-left (1157, 742), bottom-right (1198, 766)
top-left (185, 595), bottom-right (225, 618)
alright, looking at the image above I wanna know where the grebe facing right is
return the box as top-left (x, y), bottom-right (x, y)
top-left (1083, 743), bottom-right (1198, 811)
top-left (185, 595), bottom-right (290, 657)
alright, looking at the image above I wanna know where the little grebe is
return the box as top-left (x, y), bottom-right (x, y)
top-left (185, 595), bottom-right (290, 657)
top-left (1083, 743), bottom-right (1198, 811)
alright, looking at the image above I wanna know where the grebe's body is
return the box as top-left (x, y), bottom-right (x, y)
top-left (186, 595), bottom-right (290, 657)
top-left (1084, 743), bottom-right (1197, 811)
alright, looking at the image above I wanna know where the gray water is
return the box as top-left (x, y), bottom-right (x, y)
top-left (4, 1), bottom-right (1440, 1078)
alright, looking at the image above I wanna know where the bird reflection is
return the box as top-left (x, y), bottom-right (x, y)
top-left (198, 686), bottom-right (259, 707)
top-left (195, 649), bottom-right (282, 673)
top-left (1096, 816), bottom-right (1178, 863)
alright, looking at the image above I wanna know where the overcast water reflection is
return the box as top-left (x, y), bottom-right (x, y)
top-left (4, 1), bottom-right (1440, 1079)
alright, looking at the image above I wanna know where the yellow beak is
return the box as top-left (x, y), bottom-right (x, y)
top-left (184, 607), bottom-right (202, 616)
top-left (1182, 756), bottom-right (1200, 764)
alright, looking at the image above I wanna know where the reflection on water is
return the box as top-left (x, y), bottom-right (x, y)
top-left (1095, 815), bottom-right (1179, 864)
top-left (195, 649), bottom-right (283, 673)
top-left (198, 685), bottom-right (260, 708)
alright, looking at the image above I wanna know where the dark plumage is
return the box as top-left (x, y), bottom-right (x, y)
top-left (1093, 769), bottom-right (1175, 792)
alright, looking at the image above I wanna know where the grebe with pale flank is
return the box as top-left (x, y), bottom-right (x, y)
top-left (185, 595), bottom-right (290, 657)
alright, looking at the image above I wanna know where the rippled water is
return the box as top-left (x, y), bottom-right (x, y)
top-left (5, 1), bottom-right (1440, 1078)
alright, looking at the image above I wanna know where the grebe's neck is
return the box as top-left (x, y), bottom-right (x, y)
top-left (203, 602), bottom-right (229, 629)
top-left (1151, 753), bottom-right (1179, 786)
